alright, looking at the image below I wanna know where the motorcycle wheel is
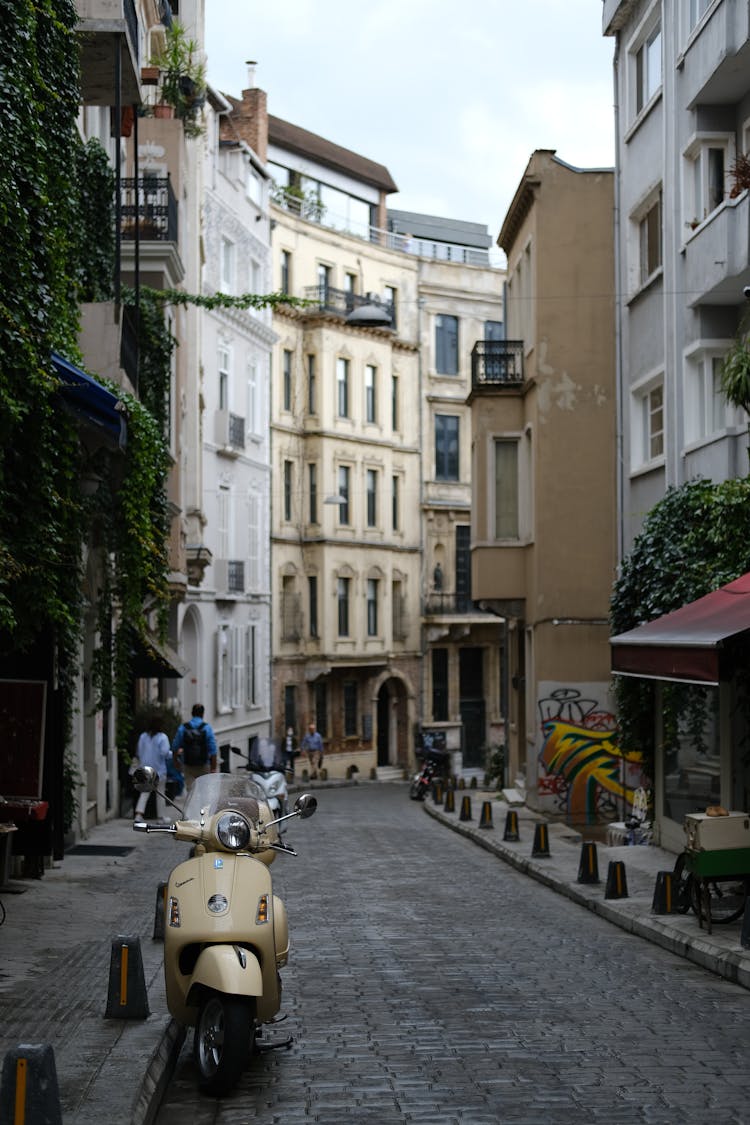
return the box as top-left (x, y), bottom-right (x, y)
top-left (193, 992), bottom-right (255, 1096)
top-left (409, 778), bottom-right (426, 801)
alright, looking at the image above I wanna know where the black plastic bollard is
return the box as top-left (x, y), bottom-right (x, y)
top-left (443, 788), bottom-right (455, 813)
top-left (105, 935), bottom-right (150, 1019)
top-left (478, 801), bottom-right (494, 829)
top-left (531, 822), bottom-right (550, 857)
top-left (605, 860), bottom-right (629, 899)
top-left (459, 795), bottom-right (472, 822)
top-left (577, 841), bottom-right (600, 884)
top-left (432, 781), bottom-right (443, 805)
top-left (503, 809), bottom-right (520, 841)
top-left (652, 870), bottom-right (675, 914)
top-left (470, 775), bottom-right (477, 789)
top-left (0, 1044), bottom-right (62, 1125)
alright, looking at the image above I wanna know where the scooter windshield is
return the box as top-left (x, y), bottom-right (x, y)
top-left (182, 772), bottom-right (269, 822)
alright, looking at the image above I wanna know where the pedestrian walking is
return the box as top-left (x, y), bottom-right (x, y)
top-left (301, 721), bottom-right (324, 777)
top-left (133, 715), bottom-right (172, 821)
top-left (172, 703), bottom-right (218, 790)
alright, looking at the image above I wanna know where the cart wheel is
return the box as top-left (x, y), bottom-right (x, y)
top-left (672, 853), bottom-right (694, 914)
top-left (689, 875), bottom-right (748, 925)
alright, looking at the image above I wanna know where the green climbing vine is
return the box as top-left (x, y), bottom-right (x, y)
top-left (611, 477), bottom-right (750, 778)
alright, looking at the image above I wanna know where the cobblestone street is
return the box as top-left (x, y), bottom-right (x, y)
top-left (154, 785), bottom-right (750, 1124)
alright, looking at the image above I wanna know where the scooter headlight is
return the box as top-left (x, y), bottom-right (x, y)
top-left (266, 777), bottom-right (283, 797)
top-left (216, 812), bottom-right (251, 850)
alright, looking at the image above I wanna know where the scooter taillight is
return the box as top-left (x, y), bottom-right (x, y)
top-left (168, 896), bottom-right (181, 928)
top-left (256, 894), bottom-right (269, 924)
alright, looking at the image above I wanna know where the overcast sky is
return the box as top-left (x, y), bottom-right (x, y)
top-left (205, 1), bottom-right (615, 244)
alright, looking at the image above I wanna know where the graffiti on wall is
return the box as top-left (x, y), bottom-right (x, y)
top-left (537, 687), bottom-right (643, 822)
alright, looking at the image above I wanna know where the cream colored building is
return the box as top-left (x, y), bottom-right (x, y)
top-left (469, 151), bottom-right (617, 817)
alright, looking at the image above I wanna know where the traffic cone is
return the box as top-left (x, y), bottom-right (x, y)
top-left (605, 860), bottom-right (629, 899)
top-left (152, 881), bottom-right (167, 940)
top-left (478, 801), bottom-right (493, 829)
top-left (443, 788), bottom-right (455, 813)
top-left (459, 795), bottom-right (472, 821)
top-left (105, 935), bottom-right (150, 1019)
top-left (651, 871), bottom-right (675, 914)
top-left (531, 822), bottom-right (550, 857)
top-left (0, 1044), bottom-right (62, 1125)
top-left (503, 809), bottom-right (520, 841)
top-left (577, 841), bottom-right (600, 884)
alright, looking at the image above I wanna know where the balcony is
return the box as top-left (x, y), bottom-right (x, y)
top-left (683, 192), bottom-right (750, 305)
top-left (76, 0), bottom-right (141, 105)
top-left (214, 410), bottom-right (246, 454)
top-left (121, 176), bottom-right (178, 243)
top-left (302, 285), bottom-right (395, 329)
top-left (471, 340), bottom-right (525, 389)
top-left (422, 592), bottom-right (481, 617)
top-left (214, 559), bottom-right (245, 596)
top-left (681, 1), bottom-right (750, 107)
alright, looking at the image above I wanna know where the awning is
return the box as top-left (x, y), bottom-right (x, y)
top-left (610, 572), bottom-right (750, 685)
top-left (128, 628), bottom-right (188, 679)
top-left (53, 353), bottom-right (127, 450)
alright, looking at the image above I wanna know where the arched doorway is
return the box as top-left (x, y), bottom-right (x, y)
top-left (376, 677), bottom-right (410, 768)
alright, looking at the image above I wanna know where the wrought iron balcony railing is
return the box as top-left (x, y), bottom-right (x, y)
top-left (120, 176), bottom-right (178, 243)
top-left (302, 285), bottom-right (396, 329)
top-left (471, 340), bottom-right (525, 388)
top-left (422, 592), bottom-right (477, 616)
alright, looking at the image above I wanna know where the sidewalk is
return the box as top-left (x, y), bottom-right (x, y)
top-left (2, 779), bottom-right (749, 1124)
top-left (423, 785), bottom-right (750, 992)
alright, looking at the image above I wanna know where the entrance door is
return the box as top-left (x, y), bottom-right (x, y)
top-left (377, 685), bottom-right (390, 766)
top-left (459, 647), bottom-right (485, 767)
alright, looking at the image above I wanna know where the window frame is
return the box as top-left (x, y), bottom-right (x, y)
top-left (336, 357), bottom-right (350, 419)
top-left (337, 576), bottom-right (350, 637)
top-left (629, 9), bottom-right (662, 122)
top-left (435, 314), bottom-right (459, 375)
top-left (282, 348), bottom-right (293, 412)
top-left (365, 364), bottom-right (377, 424)
top-left (338, 464), bottom-right (351, 525)
top-left (435, 413), bottom-right (460, 481)
top-left (631, 372), bottom-right (666, 471)
top-left (366, 468), bottom-right (377, 528)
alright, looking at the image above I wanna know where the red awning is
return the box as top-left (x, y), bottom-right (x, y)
top-left (610, 572), bottom-right (750, 685)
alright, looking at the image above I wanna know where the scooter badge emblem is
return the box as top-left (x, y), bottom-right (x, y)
top-left (214, 858), bottom-right (224, 869)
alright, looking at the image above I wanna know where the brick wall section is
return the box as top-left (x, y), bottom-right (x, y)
top-left (223, 87), bottom-right (268, 163)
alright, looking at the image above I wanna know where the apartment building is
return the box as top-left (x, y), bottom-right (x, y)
top-left (469, 151), bottom-right (617, 817)
top-left (604, 0), bottom-right (750, 847)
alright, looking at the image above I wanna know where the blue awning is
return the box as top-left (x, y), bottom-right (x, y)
top-left (53, 353), bottom-right (127, 450)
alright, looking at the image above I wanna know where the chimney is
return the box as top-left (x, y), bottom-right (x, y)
top-left (233, 59), bottom-right (268, 162)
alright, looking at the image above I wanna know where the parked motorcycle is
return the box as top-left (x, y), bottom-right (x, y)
top-left (132, 766), bottom-right (316, 1095)
top-left (232, 740), bottom-right (289, 822)
top-left (409, 747), bottom-right (450, 801)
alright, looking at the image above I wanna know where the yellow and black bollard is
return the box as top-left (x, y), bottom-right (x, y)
top-left (577, 841), bottom-right (600, 885)
top-left (503, 809), bottom-right (520, 841)
top-left (0, 1044), bottom-right (62, 1125)
top-left (605, 860), bottom-right (629, 899)
top-left (459, 795), bottom-right (472, 821)
top-left (432, 780), bottom-right (443, 805)
top-left (470, 775), bottom-right (477, 789)
top-left (443, 788), bottom-right (455, 813)
top-left (478, 801), bottom-right (493, 829)
top-left (531, 822), bottom-right (550, 857)
top-left (651, 870), bottom-right (675, 914)
top-left (105, 934), bottom-right (150, 1019)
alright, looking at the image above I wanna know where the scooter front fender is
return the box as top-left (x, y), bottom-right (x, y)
top-left (187, 944), bottom-right (263, 1008)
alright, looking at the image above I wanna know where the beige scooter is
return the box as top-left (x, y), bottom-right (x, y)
top-left (132, 766), bottom-right (316, 1095)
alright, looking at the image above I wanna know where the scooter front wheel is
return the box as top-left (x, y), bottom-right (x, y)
top-left (194, 992), bottom-right (255, 1096)
top-left (409, 778), bottom-right (427, 801)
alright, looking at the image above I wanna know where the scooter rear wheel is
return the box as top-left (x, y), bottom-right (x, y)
top-left (194, 992), bottom-right (255, 1096)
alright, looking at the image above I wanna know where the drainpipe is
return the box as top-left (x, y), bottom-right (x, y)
top-left (612, 38), bottom-right (624, 570)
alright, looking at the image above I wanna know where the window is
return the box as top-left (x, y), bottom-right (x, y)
top-left (435, 314), bottom-right (459, 375)
top-left (435, 414), bottom-right (460, 481)
top-left (284, 684), bottom-right (296, 732)
top-left (338, 465), bottom-right (350, 524)
top-left (308, 575), bottom-right (318, 638)
top-left (308, 462), bottom-right (318, 524)
top-left (218, 345), bottom-right (230, 410)
top-left (688, 0), bottom-right (712, 32)
top-left (337, 576), bottom-right (350, 636)
top-left (344, 272), bottom-right (356, 309)
top-left (634, 20), bottom-right (661, 116)
top-left (432, 648), bottom-right (449, 721)
top-left (384, 286), bottom-right (397, 329)
top-left (638, 194), bottom-right (662, 286)
top-left (337, 357), bottom-right (350, 418)
top-left (684, 348), bottom-right (739, 443)
top-left (307, 354), bottom-right (317, 414)
top-left (217, 625), bottom-right (243, 712)
top-left (485, 320), bottom-right (505, 341)
top-left (245, 625), bottom-right (257, 706)
top-left (392, 579), bottom-right (406, 641)
top-left (247, 361), bottom-right (258, 435)
top-left (366, 468), bottom-right (377, 527)
top-left (365, 364), bottom-right (377, 423)
top-left (494, 439), bottom-right (519, 540)
top-left (280, 249), bottom-right (291, 296)
top-left (317, 263), bottom-right (331, 301)
top-left (367, 579), bottom-right (379, 636)
top-left (343, 681), bottom-right (358, 736)
top-left (392, 474), bottom-right (400, 531)
top-left (684, 136), bottom-right (731, 225)
top-left (632, 379), bottom-right (665, 467)
top-left (220, 237), bottom-right (235, 294)
top-left (281, 575), bottom-right (301, 641)
top-left (391, 375), bottom-right (399, 431)
top-left (283, 459), bottom-right (293, 522)
top-left (282, 349), bottom-right (292, 411)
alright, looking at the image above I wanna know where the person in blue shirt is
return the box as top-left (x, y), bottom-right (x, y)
top-left (301, 721), bottom-right (324, 777)
top-left (172, 703), bottom-right (218, 789)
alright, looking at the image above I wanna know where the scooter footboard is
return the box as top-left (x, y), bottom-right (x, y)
top-left (188, 944), bottom-right (263, 1006)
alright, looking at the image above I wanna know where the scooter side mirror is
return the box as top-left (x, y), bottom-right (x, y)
top-left (131, 765), bottom-right (159, 792)
top-left (294, 793), bottom-right (317, 819)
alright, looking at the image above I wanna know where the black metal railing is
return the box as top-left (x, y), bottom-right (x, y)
top-left (471, 340), bottom-right (525, 388)
top-left (228, 413), bottom-right (245, 449)
top-left (120, 176), bottom-right (178, 242)
top-left (303, 285), bottom-right (396, 329)
top-left (227, 560), bottom-right (245, 593)
top-left (422, 592), bottom-right (476, 616)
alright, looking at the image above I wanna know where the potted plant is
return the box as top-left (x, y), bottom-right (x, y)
top-left (149, 21), bottom-right (206, 137)
top-left (729, 152), bottom-right (750, 198)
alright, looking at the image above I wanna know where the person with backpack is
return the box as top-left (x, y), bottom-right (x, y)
top-left (172, 703), bottom-right (218, 789)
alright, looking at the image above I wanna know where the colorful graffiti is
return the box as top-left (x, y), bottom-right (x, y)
top-left (537, 688), bottom-right (643, 822)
